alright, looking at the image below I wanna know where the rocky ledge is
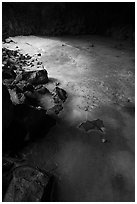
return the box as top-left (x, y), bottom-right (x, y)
top-left (2, 43), bottom-right (67, 201)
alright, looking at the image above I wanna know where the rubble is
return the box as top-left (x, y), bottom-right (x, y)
top-left (2, 45), bottom-right (67, 155)
top-left (2, 47), bottom-right (67, 114)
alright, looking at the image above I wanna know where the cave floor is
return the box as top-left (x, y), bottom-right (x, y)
top-left (3, 35), bottom-right (135, 201)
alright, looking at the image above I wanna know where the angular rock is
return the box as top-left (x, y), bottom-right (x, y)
top-left (53, 87), bottom-right (67, 103)
top-left (22, 69), bottom-right (48, 85)
top-left (34, 84), bottom-right (50, 95)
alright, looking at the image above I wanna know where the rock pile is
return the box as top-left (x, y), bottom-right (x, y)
top-left (2, 46), bottom-right (67, 201)
top-left (2, 47), bottom-right (68, 153)
top-left (2, 47), bottom-right (67, 113)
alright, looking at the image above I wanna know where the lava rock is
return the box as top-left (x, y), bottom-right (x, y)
top-left (16, 82), bottom-right (26, 92)
top-left (2, 84), bottom-right (14, 131)
top-left (3, 166), bottom-right (51, 202)
top-left (53, 87), bottom-right (67, 103)
top-left (22, 69), bottom-right (48, 85)
top-left (24, 83), bottom-right (34, 92)
top-left (48, 104), bottom-right (63, 115)
top-left (8, 89), bottom-right (26, 105)
top-left (2, 158), bottom-right (14, 199)
top-left (16, 82), bottom-right (34, 93)
top-left (3, 79), bottom-right (15, 88)
top-left (17, 93), bottom-right (26, 104)
top-left (14, 72), bottom-right (23, 84)
top-left (34, 85), bottom-right (50, 95)
top-left (2, 67), bottom-right (16, 80)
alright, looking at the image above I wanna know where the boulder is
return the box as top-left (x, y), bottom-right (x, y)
top-left (53, 87), bottom-right (67, 103)
top-left (22, 69), bottom-right (48, 85)
top-left (3, 165), bottom-right (53, 202)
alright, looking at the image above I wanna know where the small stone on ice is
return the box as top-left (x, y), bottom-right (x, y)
top-left (101, 138), bottom-right (106, 143)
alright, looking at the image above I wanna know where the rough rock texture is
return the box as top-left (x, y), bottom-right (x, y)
top-left (3, 164), bottom-right (53, 202)
top-left (22, 69), bottom-right (48, 85)
top-left (2, 47), bottom-right (66, 114)
top-left (8, 88), bottom-right (26, 105)
top-left (2, 46), bottom-right (58, 152)
top-left (53, 87), bottom-right (67, 103)
top-left (2, 46), bottom-right (66, 154)
top-left (2, 67), bottom-right (16, 81)
top-left (2, 84), bottom-right (14, 131)
top-left (2, 47), bottom-right (48, 87)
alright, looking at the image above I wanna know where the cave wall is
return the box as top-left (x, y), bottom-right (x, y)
top-left (2, 2), bottom-right (135, 40)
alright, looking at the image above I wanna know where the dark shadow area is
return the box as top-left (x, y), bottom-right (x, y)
top-left (3, 103), bottom-right (56, 155)
top-left (122, 103), bottom-right (135, 116)
top-left (2, 2), bottom-right (135, 41)
top-left (48, 77), bottom-right (59, 84)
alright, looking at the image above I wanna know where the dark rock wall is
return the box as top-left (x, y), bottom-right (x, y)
top-left (2, 3), bottom-right (135, 40)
